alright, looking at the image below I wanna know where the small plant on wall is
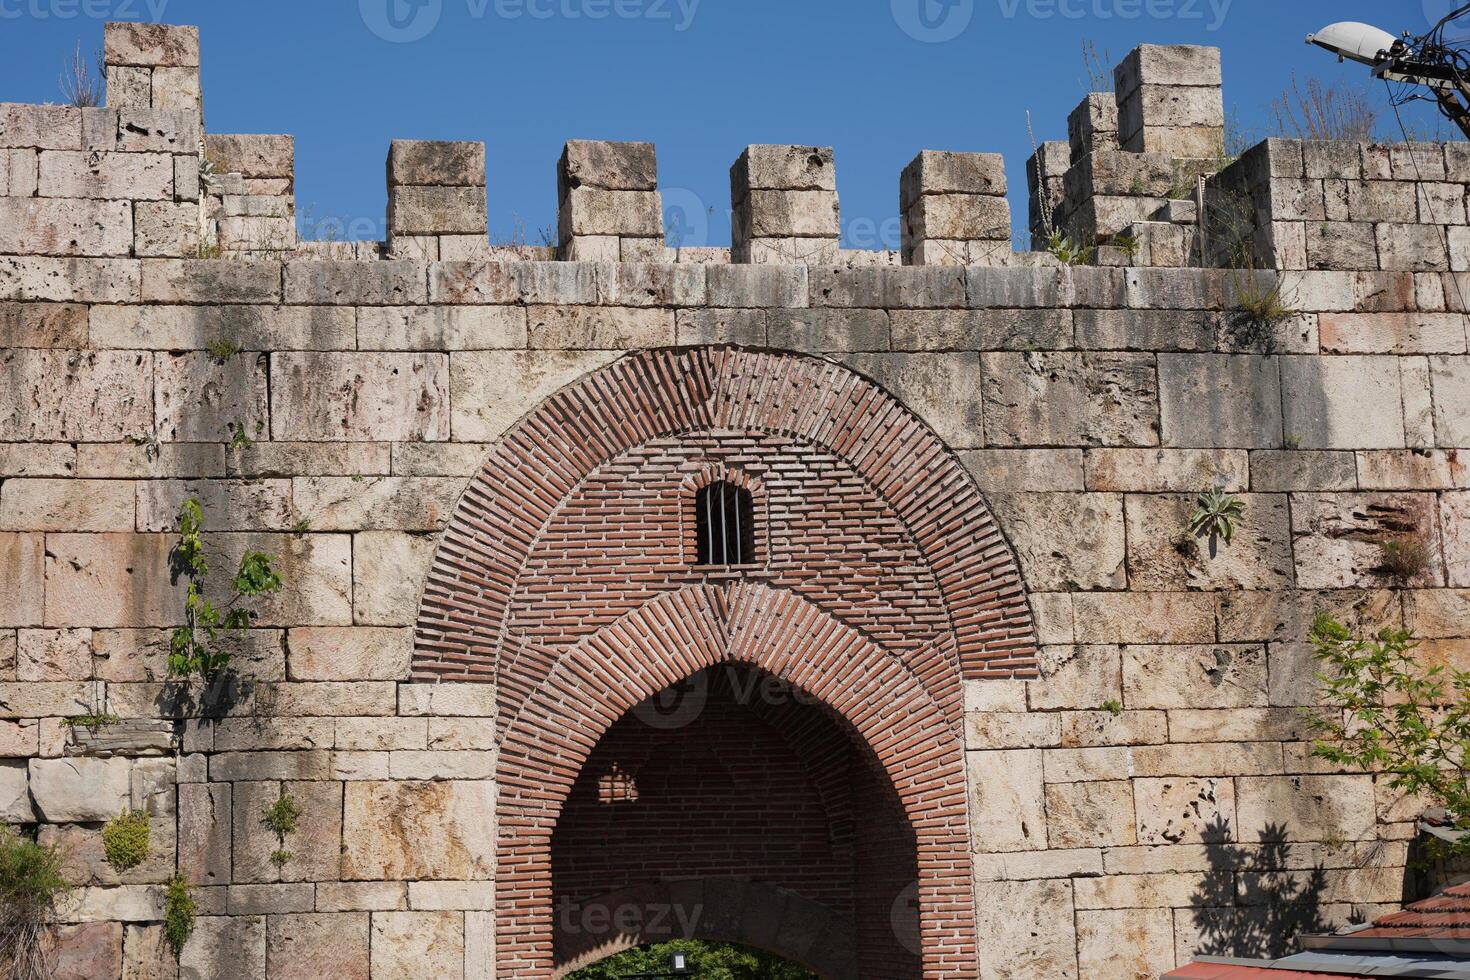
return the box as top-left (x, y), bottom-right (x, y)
top-left (1189, 487), bottom-right (1246, 558)
top-left (262, 792), bottom-right (302, 872)
top-left (1380, 533), bottom-right (1433, 583)
top-left (163, 875), bottom-right (196, 960)
top-left (0, 826), bottom-right (70, 980)
top-left (102, 810), bottom-right (151, 873)
top-left (1308, 615), bottom-right (1470, 857)
top-left (169, 497), bottom-right (283, 683)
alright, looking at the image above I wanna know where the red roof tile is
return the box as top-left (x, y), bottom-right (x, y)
top-left (1164, 964), bottom-right (1349, 979)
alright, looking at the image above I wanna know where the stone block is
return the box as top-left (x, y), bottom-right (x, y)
top-left (29, 756), bottom-right (131, 822)
top-left (104, 22), bottom-right (199, 68)
top-left (1121, 644), bottom-right (1267, 709)
top-left (315, 881), bottom-right (408, 912)
top-left (675, 308), bottom-right (766, 345)
top-left (271, 353), bottom-right (449, 442)
top-left (1115, 44), bottom-right (1222, 95)
top-left (1441, 493), bottom-right (1470, 587)
top-left (0, 442), bottom-right (77, 479)
top-left (0, 198), bottom-right (132, 256)
top-left (179, 781), bottom-right (231, 887)
top-left (140, 260), bottom-right (281, 304)
top-left (1159, 353), bottom-right (1284, 449)
top-left (735, 189), bottom-right (840, 238)
top-left (1071, 592), bottom-right (1215, 644)
top-left (1133, 777), bottom-right (1235, 846)
top-left (91, 304), bottom-right (354, 351)
top-left (0, 682), bottom-right (92, 719)
top-left (732, 144), bottom-right (835, 192)
top-left (967, 749), bottom-right (1046, 852)
top-left (989, 493), bottom-right (1126, 591)
top-left (1377, 222), bottom-right (1449, 272)
top-left (974, 879), bottom-right (1078, 980)
top-left (981, 352), bottom-right (1158, 448)
top-left (370, 911), bottom-right (465, 980)
top-left (0, 350), bottom-right (151, 442)
top-left (397, 683), bottom-right (497, 717)
top-left (1235, 775), bottom-right (1378, 842)
top-left (0, 103), bottom-right (82, 149)
top-left (1076, 908), bottom-right (1173, 980)
top-left (17, 628), bottom-right (92, 681)
top-left (1085, 448), bottom-right (1247, 493)
top-left (0, 760), bottom-right (35, 820)
top-left (287, 627), bottom-right (412, 681)
top-left (1027, 646), bottom-right (1122, 712)
top-left (817, 266), bottom-right (967, 308)
top-left (1074, 309), bottom-right (1213, 352)
top-left (204, 134), bottom-right (294, 179)
top-left (133, 202), bottom-right (201, 257)
top-left (561, 140), bottom-right (657, 191)
top-left (37, 150), bottom-right (174, 200)
top-left (904, 194), bottom-right (1010, 241)
top-left (1046, 781), bottom-right (1136, 848)
top-left (266, 913), bottom-right (369, 980)
top-left (1125, 493), bottom-right (1293, 591)
top-left (1291, 491), bottom-right (1442, 588)
top-left (352, 531), bottom-right (437, 626)
top-left (1, 478), bottom-right (133, 532)
top-left (1431, 355), bottom-right (1470, 446)
top-left (1058, 709), bottom-right (1166, 748)
top-left (961, 449), bottom-right (1084, 493)
top-left (390, 186), bottom-right (487, 237)
top-left (526, 305), bottom-right (674, 349)
top-left (901, 150), bottom-right (1006, 206)
top-left (357, 305), bottom-right (525, 351)
top-left (704, 264), bottom-right (807, 308)
top-left (282, 261), bottom-right (426, 306)
top-left (0, 256), bottom-right (140, 304)
top-left (154, 352), bottom-right (269, 444)
top-left (341, 781), bottom-right (495, 880)
top-left (50, 920), bottom-right (123, 980)
top-left (964, 712), bottom-right (1061, 751)
top-left (390, 140), bottom-right (485, 187)
top-left (178, 915), bottom-right (264, 980)
top-left (559, 187), bottom-right (662, 238)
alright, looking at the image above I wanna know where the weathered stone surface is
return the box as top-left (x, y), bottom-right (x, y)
top-left (1291, 492), bottom-right (1442, 588)
top-left (17, 628), bottom-right (92, 681)
top-left (1280, 356), bottom-right (1406, 449)
top-left (390, 140), bottom-right (485, 187)
top-left (968, 749), bottom-right (1047, 852)
top-left (974, 879), bottom-right (1078, 980)
top-left (1028, 646), bottom-right (1122, 711)
top-left (962, 449), bottom-right (1084, 492)
top-left (1071, 593), bottom-right (1215, 644)
top-left (989, 493), bottom-right (1126, 591)
top-left (136, 480), bottom-right (292, 533)
top-left (51, 920), bottom-right (123, 980)
top-left (839, 352), bottom-right (983, 448)
top-left (1075, 908), bottom-right (1174, 980)
top-left (1133, 777), bottom-right (1235, 846)
top-left (178, 915), bottom-right (264, 980)
top-left (287, 627), bottom-right (412, 681)
top-left (29, 757), bottom-right (131, 821)
top-left (1444, 492), bottom-right (1470, 587)
top-left (981, 352), bottom-right (1158, 447)
top-left (390, 186), bottom-right (487, 236)
top-left (1085, 449), bottom-right (1247, 492)
top-left (0, 532), bottom-right (43, 627)
top-left (0, 256), bottom-right (141, 303)
top-left (449, 349), bottom-right (619, 442)
top-left (1046, 781), bottom-right (1136, 848)
top-left (358, 306), bottom-right (525, 351)
top-left (341, 781), bottom-right (495, 880)
top-left (1126, 494), bottom-right (1294, 591)
top-left (1158, 354), bottom-right (1283, 448)
top-left (140, 260), bottom-right (280, 305)
top-left (1432, 355), bottom-right (1470, 446)
top-left (0, 302), bottom-right (87, 349)
top-left (282, 262), bottom-right (426, 306)
top-left (204, 134), bottom-right (293, 178)
top-left (179, 781), bottom-right (231, 887)
top-left (265, 913), bottom-right (369, 980)
top-left (37, 150), bottom-right (173, 200)
top-left (291, 476), bottom-right (459, 532)
top-left (370, 911), bottom-right (464, 980)
top-left (0, 759), bottom-right (35, 820)
top-left (122, 924), bottom-right (176, 980)
top-left (1122, 645), bottom-right (1267, 709)
top-left (42, 818), bottom-right (175, 886)
top-left (271, 353), bottom-right (449, 442)
top-left (104, 22), bottom-right (199, 67)
top-left (527, 305), bottom-right (674, 349)
top-left (0, 103), bottom-right (82, 149)
top-left (0, 350), bottom-right (151, 441)
top-left (1, 478), bottom-right (133, 532)
top-left (351, 531), bottom-right (437, 626)
top-left (91, 305), bottom-right (354, 351)
top-left (1249, 450), bottom-right (1357, 491)
top-left (1235, 775), bottom-right (1378, 842)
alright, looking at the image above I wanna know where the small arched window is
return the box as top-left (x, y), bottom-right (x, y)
top-left (694, 481), bottom-right (755, 566)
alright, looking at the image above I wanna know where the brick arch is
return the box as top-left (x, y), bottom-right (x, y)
top-left (496, 582), bottom-right (978, 979)
top-left (552, 879), bottom-right (859, 979)
top-left (412, 346), bottom-right (1038, 684)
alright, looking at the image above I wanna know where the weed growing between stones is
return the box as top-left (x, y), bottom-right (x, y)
top-left (262, 793), bottom-right (302, 871)
top-left (1189, 488), bottom-right (1246, 558)
top-left (102, 811), bottom-right (151, 873)
top-left (0, 826), bottom-right (69, 980)
top-left (163, 875), bottom-right (196, 960)
top-left (168, 497), bottom-right (283, 682)
top-left (1379, 534), bottom-right (1434, 582)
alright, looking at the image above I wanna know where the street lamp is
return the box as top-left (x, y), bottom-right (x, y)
top-left (1307, 7), bottom-right (1470, 139)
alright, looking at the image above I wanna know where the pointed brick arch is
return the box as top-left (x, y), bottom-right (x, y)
top-left (497, 583), bottom-right (976, 979)
top-left (413, 346), bottom-right (1037, 685)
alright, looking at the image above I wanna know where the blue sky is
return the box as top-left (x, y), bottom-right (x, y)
top-left (0, 0), bottom-right (1464, 248)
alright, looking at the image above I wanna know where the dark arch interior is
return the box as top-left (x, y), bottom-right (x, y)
top-left (550, 665), bottom-right (922, 979)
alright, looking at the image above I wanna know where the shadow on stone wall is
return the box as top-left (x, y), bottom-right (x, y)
top-left (1190, 817), bottom-right (1330, 959)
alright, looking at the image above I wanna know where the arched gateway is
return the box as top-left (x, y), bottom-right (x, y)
top-left (411, 347), bottom-right (1037, 979)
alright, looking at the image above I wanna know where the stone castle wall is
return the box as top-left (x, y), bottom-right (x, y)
top-left (0, 20), bottom-right (1468, 980)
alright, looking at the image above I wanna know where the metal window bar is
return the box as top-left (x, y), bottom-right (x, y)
top-left (696, 482), bottom-right (752, 566)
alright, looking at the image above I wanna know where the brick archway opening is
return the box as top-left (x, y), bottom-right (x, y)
top-left (550, 665), bottom-right (920, 979)
top-left (412, 347), bottom-right (1040, 979)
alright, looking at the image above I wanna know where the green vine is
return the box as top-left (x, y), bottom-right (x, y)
top-left (168, 498), bottom-right (283, 681)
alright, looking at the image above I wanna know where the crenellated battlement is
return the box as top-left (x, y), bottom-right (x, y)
top-left (1, 20), bottom-right (1467, 278)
